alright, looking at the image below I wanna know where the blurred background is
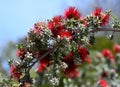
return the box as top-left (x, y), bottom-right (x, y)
top-left (0, 0), bottom-right (120, 76)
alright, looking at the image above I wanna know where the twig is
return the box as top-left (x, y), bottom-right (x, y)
top-left (90, 28), bottom-right (120, 32)
top-left (28, 49), bottom-right (53, 71)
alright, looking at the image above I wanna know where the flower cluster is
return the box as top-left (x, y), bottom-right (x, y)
top-left (102, 49), bottom-right (114, 63)
top-left (9, 7), bottom-right (111, 86)
top-left (97, 44), bottom-right (120, 87)
top-left (10, 64), bottom-right (22, 80)
top-left (98, 79), bottom-right (109, 87)
top-left (92, 7), bottom-right (110, 26)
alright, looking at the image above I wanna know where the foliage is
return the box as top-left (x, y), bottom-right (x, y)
top-left (88, 36), bottom-right (114, 51)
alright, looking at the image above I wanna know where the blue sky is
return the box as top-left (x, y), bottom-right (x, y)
top-left (0, 0), bottom-right (66, 46)
top-left (0, 0), bottom-right (117, 48)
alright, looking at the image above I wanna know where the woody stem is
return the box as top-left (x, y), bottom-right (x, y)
top-left (90, 28), bottom-right (120, 32)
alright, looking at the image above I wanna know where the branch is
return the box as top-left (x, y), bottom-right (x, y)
top-left (28, 49), bottom-right (53, 71)
top-left (90, 28), bottom-right (120, 33)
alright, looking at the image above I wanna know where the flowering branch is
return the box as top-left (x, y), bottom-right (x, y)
top-left (8, 7), bottom-right (120, 87)
top-left (91, 28), bottom-right (120, 32)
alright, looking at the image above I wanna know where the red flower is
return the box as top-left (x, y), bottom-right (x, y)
top-left (102, 49), bottom-right (114, 62)
top-left (65, 64), bottom-right (79, 78)
top-left (92, 7), bottom-right (109, 26)
top-left (10, 64), bottom-right (22, 79)
top-left (84, 57), bottom-right (92, 63)
top-left (98, 79), bottom-right (109, 87)
top-left (59, 31), bottom-right (72, 40)
top-left (63, 52), bottom-right (74, 62)
top-left (52, 16), bottom-right (63, 26)
top-left (100, 14), bottom-right (110, 26)
top-left (16, 49), bottom-right (25, 59)
top-left (63, 52), bottom-right (79, 78)
top-left (102, 49), bottom-right (111, 57)
top-left (93, 7), bottom-right (102, 16)
top-left (64, 7), bottom-right (81, 19)
top-left (36, 56), bottom-right (50, 73)
top-left (48, 15), bottom-right (64, 37)
top-left (78, 47), bottom-right (89, 62)
top-left (113, 44), bottom-right (120, 53)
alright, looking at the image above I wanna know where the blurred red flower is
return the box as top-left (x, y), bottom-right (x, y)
top-left (85, 57), bottom-right (92, 63)
top-left (113, 44), bottom-right (120, 53)
top-left (102, 49), bottom-right (114, 63)
top-left (98, 79), bottom-right (109, 87)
